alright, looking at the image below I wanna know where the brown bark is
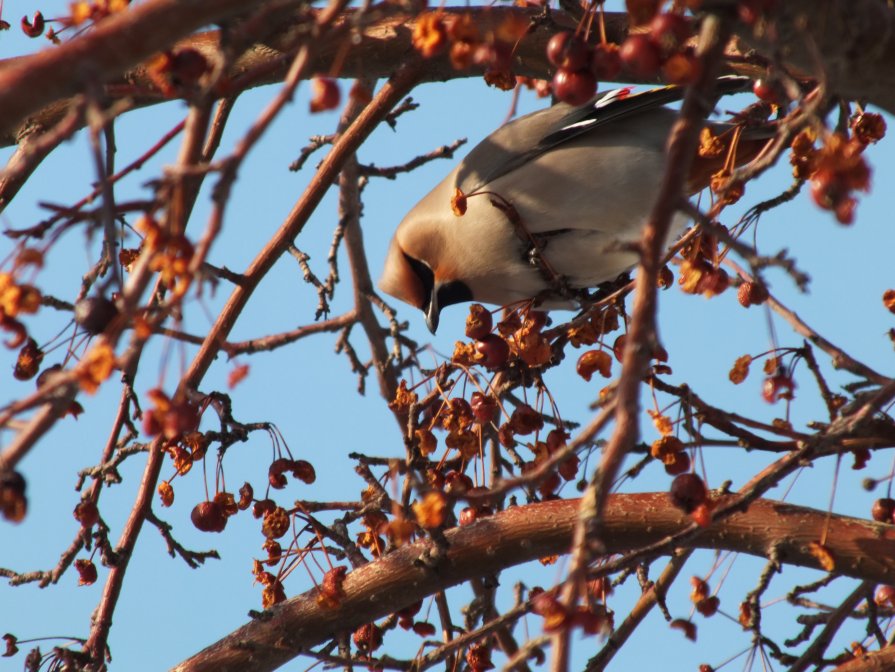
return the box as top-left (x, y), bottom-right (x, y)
top-left (172, 494), bottom-right (895, 672)
top-left (732, 0), bottom-right (895, 114)
top-left (3, 0), bottom-right (892, 148)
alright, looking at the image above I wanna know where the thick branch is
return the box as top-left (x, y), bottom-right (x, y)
top-left (2, 1), bottom-right (892, 150)
top-left (0, 0), bottom-right (269, 143)
top-left (172, 494), bottom-right (895, 672)
top-left (735, 0), bottom-right (895, 114)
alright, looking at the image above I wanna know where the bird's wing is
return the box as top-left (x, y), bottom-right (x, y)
top-left (454, 75), bottom-right (752, 194)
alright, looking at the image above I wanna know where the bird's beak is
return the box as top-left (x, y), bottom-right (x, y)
top-left (425, 286), bottom-right (440, 334)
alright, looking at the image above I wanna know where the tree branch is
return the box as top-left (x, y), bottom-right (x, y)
top-left (172, 494), bottom-right (895, 672)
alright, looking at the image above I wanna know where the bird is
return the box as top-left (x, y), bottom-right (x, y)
top-left (379, 78), bottom-right (769, 333)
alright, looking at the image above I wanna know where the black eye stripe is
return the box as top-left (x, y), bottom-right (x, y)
top-left (403, 253), bottom-right (435, 307)
top-left (437, 280), bottom-right (473, 309)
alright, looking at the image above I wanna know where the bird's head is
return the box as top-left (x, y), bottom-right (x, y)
top-left (379, 226), bottom-right (472, 334)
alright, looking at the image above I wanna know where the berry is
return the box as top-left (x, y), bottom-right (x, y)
top-left (309, 77), bottom-right (341, 113)
top-left (546, 32), bottom-right (590, 71)
top-left (552, 68), bottom-right (597, 106)
top-left (509, 404), bottom-right (544, 435)
top-left (475, 334), bottom-right (510, 369)
top-left (470, 391), bottom-right (498, 424)
top-left (649, 13), bottom-right (692, 55)
top-left (191, 500), bottom-right (227, 532)
top-left (670, 473), bottom-right (707, 513)
top-left (752, 78), bottom-right (778, 102)
top-left (74, 296), bottom-right (119, 335)
top-left (871, 498), bottom-right (895, 523)
top-left (466, 303), bottom-right (493, 340)
top-left (591, 43), bottom-right (622, 80)
top-left (619, 34), bottom-right (662, 79)
top-left (737, 281), bottom-right (769, 307)
top-left (664, 451), bottom-right (691, 476)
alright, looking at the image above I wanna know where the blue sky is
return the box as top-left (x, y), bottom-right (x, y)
top-left (2, 2), bottom-right (895, 670)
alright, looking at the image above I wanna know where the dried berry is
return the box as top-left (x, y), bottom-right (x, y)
top-left (509, 404), bottom-right (543, 435)
top-left (465, 303), bottom-right (493, 340)
top-left (13, 338), bottom-right (43, 381)
top-left (353, 623), bottom-right (383, 653)
top-left (466, 643), bottom-right (495, 672)
top-left (737, 281), bottom-right (769, 307)
top-left (21, 12), bottom-right (44, 37)
top-left (73, 500), bottom-right (99, 528)
top-left (576, 350), bottom-right (612, 381)
top-left (74, 558), bottom-right (97, 586)
top-left (762, 373), bottom-right (795, 404)
top-left (470, 391), bottom-right (498, 424)
top-left (444, 470), bottom-right (473, 495)
top-left (261, 506), bottom-right (290, 539)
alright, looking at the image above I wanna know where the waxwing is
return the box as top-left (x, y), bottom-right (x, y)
top-left (379, 78), bottom-right (769, 333)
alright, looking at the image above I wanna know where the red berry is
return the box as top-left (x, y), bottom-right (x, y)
top-left (591, 43), bottom-right (622, 80)
top-left (546, 32), bottom-right (590, 71)
top-left (649, 13), bottom-right (692, 55)
top-left (752, 78), bottom-right (778, 102)
top-left (664, 451), bottom-right (691, 476)
top-left (444, 470), bottom-right (473, 495)
top-left (74, 296), bottom-right (119, 335)
top-left (191, 500), bottom-right (227, 532)
top-left (552, 68), bottom-right (597, 106)
top-left (538, 471), bottom-right (561, 497)
top-left (475, 334), bottom-right (510, 369)
top-left (525, 310), bottom-right (549, 331)
top-left (459, 507), bottom-right (478, 526)
top-left (876, 585), bottom-right (895, 607)
top-left (670, 473), bottom-right (707, 513)
top-left (309, 77), bottom-right (341, 113)
top-left (871, 498), bottom-right (895, 523)
top-left (546, 429), bottom-right (568, 452)
top-left (619, 34), bottom-right (662, 79)
top-left (470, 391), bottom-right (499, 424)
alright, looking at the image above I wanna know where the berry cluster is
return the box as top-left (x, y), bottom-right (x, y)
top-left (546, 11), bottom-right (697, 106)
